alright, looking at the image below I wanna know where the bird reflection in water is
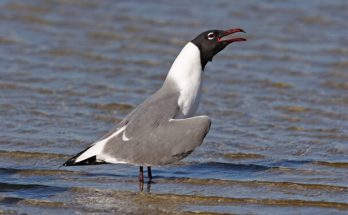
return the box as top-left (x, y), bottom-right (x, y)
top-left (139, 180), bottom-right (153, 192)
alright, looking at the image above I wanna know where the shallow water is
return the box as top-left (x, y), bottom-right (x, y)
top-left (1, 0), bottom-right (348, 214)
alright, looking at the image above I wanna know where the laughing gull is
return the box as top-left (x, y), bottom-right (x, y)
top-left (63, 28), bottom-right (246, 182)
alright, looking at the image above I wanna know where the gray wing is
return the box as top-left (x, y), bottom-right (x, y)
top-left (101, 84), bottom-right (180, 140)
top-left (103, 115), bottom-right (211, 165)
top-left (100, 86), bottom-right (211, 166)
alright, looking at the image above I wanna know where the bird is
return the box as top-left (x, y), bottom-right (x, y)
top-left (63, 28), bottom-right (246, 182)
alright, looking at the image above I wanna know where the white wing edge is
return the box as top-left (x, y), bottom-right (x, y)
top-left (75, 126), bottom-right (126, 163)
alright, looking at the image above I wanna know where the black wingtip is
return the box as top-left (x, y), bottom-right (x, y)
top-left (62, 155), bottom-right (106, 166)
top-left (62, 145), bottom-right (94, 167)
top-left (62, 155), bottom-right (78, 166)
top-left (62, 145), bottom-right (108, 167)
top-left (62, 159), bottom-right (76, 166)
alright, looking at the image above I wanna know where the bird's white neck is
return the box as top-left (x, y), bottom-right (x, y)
top-left (165, 42), bottom-right (203, 118)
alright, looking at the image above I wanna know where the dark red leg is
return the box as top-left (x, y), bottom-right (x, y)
top-left (139, 166), bottom-right (144, 182)
top-left (147, 166), bottom-right (152, 180)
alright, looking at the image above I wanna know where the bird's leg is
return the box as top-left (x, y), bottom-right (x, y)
top-left (139, 166), bottom-right (144, 182)
top-left (147, 166), bottom-right (152, 180)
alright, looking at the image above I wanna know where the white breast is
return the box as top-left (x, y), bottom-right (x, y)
top-left (165, 42), bottom-right (203, 118)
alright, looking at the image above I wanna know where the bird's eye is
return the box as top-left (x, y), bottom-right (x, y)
top-left (207, 32), bottom-right (215, 40)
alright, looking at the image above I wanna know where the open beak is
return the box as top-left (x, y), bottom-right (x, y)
top-left (217, 28), bottom-right (246, 44)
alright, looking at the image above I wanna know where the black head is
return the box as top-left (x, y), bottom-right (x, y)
top-left (191, 28), bottom-right (246, 69)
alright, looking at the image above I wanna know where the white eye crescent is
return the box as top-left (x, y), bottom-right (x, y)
top-left (207, 32), bottom-right (215, 40)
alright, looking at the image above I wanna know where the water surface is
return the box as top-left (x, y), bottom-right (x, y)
top-left (1, 0), bottom-right (348, 214)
